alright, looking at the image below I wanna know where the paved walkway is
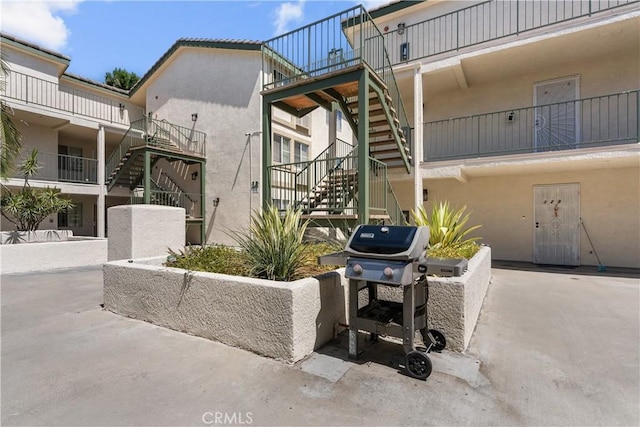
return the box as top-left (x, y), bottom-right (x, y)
top-left (1, 265), bottom-right (638, 426)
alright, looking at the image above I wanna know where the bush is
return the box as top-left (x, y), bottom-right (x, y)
top-left (166, 245), bottom-right (248, 276)
top-left (229, 205), bottom-right (309, 281)
top-left (411, 201), bottom-right (482, 259)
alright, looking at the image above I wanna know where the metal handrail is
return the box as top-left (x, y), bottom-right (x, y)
top-left (2, 69), bottom-right (145, 125)
top-left (11, 151), bottom-right (98, 184)
top-left (130, 190), bottom-right (202, 218)
top-left (383, 0), bottom-right (638, 66)
top-left (424, 90), bottom-right (639, 161)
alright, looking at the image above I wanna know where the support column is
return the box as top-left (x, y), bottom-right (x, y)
top-left (143, 151), bottom-right (151, 204)
top-left (200, 160), bottom-right (206, 244)
top-left (357, 70), bottom-right (370, 224)
top-left (413, 67), bottom-right (424, 215)
top-left (261, 99), bottom-right (272, 209)
top-left (97, 126), bottom-right (106, 237)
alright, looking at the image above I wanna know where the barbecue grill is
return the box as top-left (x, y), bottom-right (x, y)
top-left (321, 224), bottom-right (446, 380)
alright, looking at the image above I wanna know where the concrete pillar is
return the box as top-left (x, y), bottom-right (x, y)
top-left (97, 126), bottom-right (106, 237)
top-left (107, 205), bottom-right (185, 261)
top-left (413, 67), bottom-right (424, 213)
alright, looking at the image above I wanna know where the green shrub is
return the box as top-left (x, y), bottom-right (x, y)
top-left (411, 201), bottom-right (482, 259)
top-left (229, 205), bottom-right (309, 281)
top-left (166, 245), bottom-right (248, 276)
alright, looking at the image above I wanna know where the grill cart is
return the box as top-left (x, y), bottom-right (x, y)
top-left (320, 224), bottom-right (446, 380)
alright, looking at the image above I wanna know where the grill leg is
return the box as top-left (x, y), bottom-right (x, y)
top-left (348, 279), bottom-right (359, 360)
top-left (402, 282), bottom-right (416, 354)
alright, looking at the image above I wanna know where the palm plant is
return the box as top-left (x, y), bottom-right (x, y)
top-left (411, 201), bottom-right (481, 257)
top-left (229, 204), bottom-right (309, 281)
top-left (1, 51), bottom-right (22, 178)
top-left (1, 149), bottom-right (74, 232)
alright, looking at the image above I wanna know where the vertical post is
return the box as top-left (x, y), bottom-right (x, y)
top-left (262, 98), bottom-right (272, 209)
top-left (357, 69), bottom-right (370, 224)
top-left (200, 160), bottom-right (206, 244)
top-left (413, 67), bottom-right (424, 216)
top-left (97, 126), bottom-right (106, 238)
top-left (143, 151), bottom-right (151, 204)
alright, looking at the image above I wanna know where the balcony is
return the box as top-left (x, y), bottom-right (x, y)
top-left (424, 90), bottom-right (639, 162)
top-left (383, 0), bottom-right (638, 66)
top-left (2, 70), bottom-right (145, 126)
top-left (11, 151), bottom-right (98, 184)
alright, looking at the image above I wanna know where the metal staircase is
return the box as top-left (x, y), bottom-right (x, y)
top-left (105, 116), bottom-right (207, 242)
top-left (262, 5), bottom-right (411, 225)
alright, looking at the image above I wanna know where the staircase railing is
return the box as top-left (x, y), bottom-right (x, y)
top-left (144, 117), bottom-right (206, 156)
top-left (130, 188), bottom-right (202, 218)
top-left (105, 117), bottom-right (207, 184)
top-left (369, 158), bottom-right (407, 225)
top-left (158, 170), bottom-right (198, 205)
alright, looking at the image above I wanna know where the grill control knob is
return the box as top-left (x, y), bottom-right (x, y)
top-left (352, 264), bottom-right (363, 274)
top-left (384, 267), bottom-right (394, 278)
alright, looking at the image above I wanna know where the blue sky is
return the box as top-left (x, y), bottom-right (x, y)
top-left (1, 0), bottom-right (390, 83)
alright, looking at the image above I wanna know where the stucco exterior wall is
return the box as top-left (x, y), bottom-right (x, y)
top-left (3, 45), bottom-right (62, 81)
top-left (146, 48), bottom-right (262, 246)
top-left (395, 166), bottom-right (639, 268)
top-left (423, 48), bottom-right (638, 122)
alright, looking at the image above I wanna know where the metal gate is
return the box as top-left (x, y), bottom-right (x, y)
top-left (534, 76), bottom-right (579, 151)
top-left (533, 183), bottom-right (580, 266)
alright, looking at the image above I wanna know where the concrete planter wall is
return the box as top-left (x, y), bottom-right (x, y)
top-left (373, 245), bottom-right (492, 352)
top-left (427, 245), bottom-right (492, 351)
top-left (103, 258), bottom-right (347, 364)
top-left (1, 229), bottom-right (74, 244)
top-left (0, 237), bottom-right (108, 275)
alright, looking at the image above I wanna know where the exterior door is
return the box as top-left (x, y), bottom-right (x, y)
top-left (534, 76), bottom-right (579, 151)
top-left (533, 183), bottom-right (580, 266)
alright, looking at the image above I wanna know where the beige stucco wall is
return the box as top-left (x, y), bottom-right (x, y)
top-left (145, 47), bottom-right (262, 246)
top-left (422, 47), bottom-right (638, 123)
top-left (3, 44), bottom-right (62, 82)
top-left (395, 166), bottom-right (639, 268)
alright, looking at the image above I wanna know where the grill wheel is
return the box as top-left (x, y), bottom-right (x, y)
top-left (405, 351), bottom-right (432, 380)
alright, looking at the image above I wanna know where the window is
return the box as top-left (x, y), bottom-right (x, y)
top-left (273, 134), bottom-right (291, 163)
top-left (294, 141), bottom-right (308, 163)
top-left (336, 110), bottom-right (343, 132)
top-left (58, 204), bottom-right (82, 228)
top-left (272, 199), bottom-right (290, 211)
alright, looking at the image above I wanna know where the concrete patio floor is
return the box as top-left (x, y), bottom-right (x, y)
top-left (1, 264), bottom-right (638, 426)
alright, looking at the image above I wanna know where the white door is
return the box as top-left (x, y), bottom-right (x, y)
top-left (534, 77), bottom-right (579, 151)
top-left (533, 184), bottom-right (580, 266)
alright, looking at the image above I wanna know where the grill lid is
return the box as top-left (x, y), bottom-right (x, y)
top-left (345, 225), bottom-right (429, 261)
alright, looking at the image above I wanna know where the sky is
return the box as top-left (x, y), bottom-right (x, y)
top-left (1, 0), bottom-right (391, 83)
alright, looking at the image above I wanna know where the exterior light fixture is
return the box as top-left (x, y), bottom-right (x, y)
top-left (191, 171), bottom-right (198, 180)
top-left (212, 197), bottom-right (220, 207)
top-left (507, 112), bottom-right (515, 122)
top-left (423, 189), bottom-right (429, 201)
top-left (191, 113), bottom-right (198, 122)
top-left (119, 103), bottom-right (125, 112)
top-left (251, 181), bottom-right (259, 193)
top-left (397, 22), bottom-right (406, 35)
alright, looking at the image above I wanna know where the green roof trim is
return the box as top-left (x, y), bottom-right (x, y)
top-left (129, 38), bottom-right (262, 96)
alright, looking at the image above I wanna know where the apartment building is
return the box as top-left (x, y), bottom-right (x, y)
top-left (1, 34), bottom-right (347, 245)
top-left (259, 0), bottom-right (638, 268)
top-left (368, 0), bottom-right (639, 268)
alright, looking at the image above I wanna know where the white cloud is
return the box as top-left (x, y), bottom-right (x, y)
top-left (0, 0), bottom-right (83, 51)
top-left (360, 0), bottom-right (391, 11)
top-left (273, 0), bottom-right (305, 36)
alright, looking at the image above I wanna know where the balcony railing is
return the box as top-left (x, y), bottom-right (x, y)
top-left (424, 90), bottom-right (639, 161)
top-left (11, 151), bottom-right (98, 184)
top-left (384, 0), bottom-right (638, 66)
top-left (130, 190), bottom-right (202, 219)
top-left (2, 70), bottom-right (145, 125)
